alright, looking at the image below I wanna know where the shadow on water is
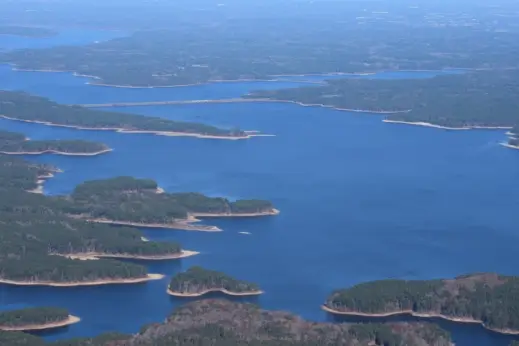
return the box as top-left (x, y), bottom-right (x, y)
top-left (327, 312), bottom-right (519, 346)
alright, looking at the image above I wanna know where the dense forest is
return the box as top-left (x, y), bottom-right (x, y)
top-left (0, 130), bottom-right (109, 155)
top-left (325, 273), bottom-right (519, 333)
top-left (249, 70), bottom-right (519, 135)
top-left (0, 91), bottom-right (246, 138)
top-left (66, 176), bottom-right (276, 225)
top-left (0, 26), bottom-right (56, 37)
top-left (0, 300), bottom-right (453, 346)
top-left (168, 266), bottom-right (261, 295)
top-left (0, 307), bottom-right (69, 328)
top-left (2, 10), bottom-right (519, 87)
top-left (0, 155), bottom-right (188, 284)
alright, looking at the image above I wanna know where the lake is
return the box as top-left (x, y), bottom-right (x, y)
top-left (0, 30), bottom-right (518, 346)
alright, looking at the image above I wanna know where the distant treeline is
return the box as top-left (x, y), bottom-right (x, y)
top-left (248, 70), bottom-right (519, 139)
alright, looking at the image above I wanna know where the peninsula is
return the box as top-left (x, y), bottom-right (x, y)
top-left (67, 176), bottom-right (278, 231)
top-left (0, 156), bottom-right (195, 286)
top-left (0, 307), bottom-right (79, 331)
top-left (167, 267), bottom-right (263, 297)
top-left (0, 130), bottom-right (111, 156)
top-left (323, 273), bottom-right (519, 335)
top-left (248, 69), bottom-right (519, 132)
top-left (0, 91), bottom-right (264, 140)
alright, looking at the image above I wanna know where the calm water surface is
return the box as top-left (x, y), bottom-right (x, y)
top-left (0, 32), bottom-right (518, 346)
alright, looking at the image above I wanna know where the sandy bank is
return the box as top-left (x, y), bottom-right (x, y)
top-left (0, 274), bottom-right (164, 287)
top-left (59, 250), bottom-right (199, 261)
top-left (321, 305), bottom-right (519, 335)
top-left (0, 115), bottom-right (267, 140)
top-left (501, 143), bottom-right (519, 150)
top-left (156, 187), bottom-right (165, 194)
top-left (0, 315), bottom-right (81, 331)
top-left (82, 217), bottom-right (222, 232)
top-left (190, 208), bottom-right (280, 218)
top-left (0, 148), bottom-right (112, 156)
top-left (167, 287), bottom-right (263, 297)
top-left (383, 119), bottom-right (513, 130)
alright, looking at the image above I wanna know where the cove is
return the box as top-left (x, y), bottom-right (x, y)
top-left (0, 31), bottom-right (519, 346)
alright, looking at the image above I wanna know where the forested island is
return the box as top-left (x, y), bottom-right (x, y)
top-left (167, 267), bottom-right (262, 297)
top-left (324, 273), bottom-right (519, 335)
top-left (0, 155), bottom-right (196, 286)
top-left (248, 69), bottom-right (519, 136)
top-left (0, 26), bottom-right (56, 38)
top-left (0, 91), bottom-right (259, 140)
top-left (0, 299), bottom-right (453, 346)
top-left (0, 307), bottom-right (79, 331)
top-left (0, 130), bottom-right (111, 156)
top-left (65, 176), bottom-right (277, 231)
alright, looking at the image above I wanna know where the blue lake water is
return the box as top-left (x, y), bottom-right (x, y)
top-left (0, 32), bottom-right (518, 346)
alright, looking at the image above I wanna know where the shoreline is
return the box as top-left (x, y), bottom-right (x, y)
top-left (0, 148), bottom-right (112, 156)
top-left (501, 143), bottom-right (519, 150)
top-left (166, 287), bottom-right (263, 297)
top-left (190, 208), bottom-right (280, 218)
top-left (0, 274), bottom-right (164, 287)
top-left (383, 119), bottom-right (513, 131)
top-left (0, 315), bottom-right (80, 331)
top-left (57, 250), bottom-right (200, 261)
top-left (0, 115), bottom-right (269, 140)
top-left (77, 98), bottom-right (408, 114)
top-left (26, 169), bottom-right (60, 195)
top-left (321, 305), bottom-right (519, 336)
top-left (81, 217), bottom-right (223, 232)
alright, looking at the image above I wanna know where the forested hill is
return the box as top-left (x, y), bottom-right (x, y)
top-left (168, 266), bottom-right (261, 295)
top-left (0, 307), bottom-right (69, 328)
top-left (0, 154), bottom-right (56, 191)
top-left (248, 69), bottom-right (519, 134)
top-left (0, 300), bottom-right (454, 346)
top-left (67, 176), bottom-right (276, 224)
top-left (0, 130), bottom-right (110, 155)
top-left (0, 91), bottom-right (247, 138)
top-left (325, 273), bottom-right (519, 333)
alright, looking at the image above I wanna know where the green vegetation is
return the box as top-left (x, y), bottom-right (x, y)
top-left (249, 70), bottom-right (519, 130)
top-left (325, 273), bottom-right (519, 333)
top-left (0, 130), bottom-right (109, 155)
top-left (0, 26), bottom-right (56, 38)
top-left (2, 12), bottom-right (519, 87)
top-left (0, 307), bottom-right (69, 328)
top-left (0, 155), bottom-right (188, 284)
top-left (0, 300), bottom-right (453, 346)
top-left (67, 176), bottom-right (275, 224)
top-left (0, 331), bottom-right (44, 346)
top-left (0, 91), bottom-right (245, 138)
top-left (168, 267), bottom-right (260, 294)
top-left (0, 155), bottom-right (56, 191)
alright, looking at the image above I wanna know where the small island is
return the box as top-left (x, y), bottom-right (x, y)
top-left (66, 176), bottom-right (278, 231)
top-left (323, 273), bottom-right (519, 335)
top-left (0, 130), bottom-right (111, 156)
top-left (0, 307), bottom-right (79, 331)
top-left (167, 267), bottom-right (263, 297)
top-left (0, 91), bottom-right (265, 140)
